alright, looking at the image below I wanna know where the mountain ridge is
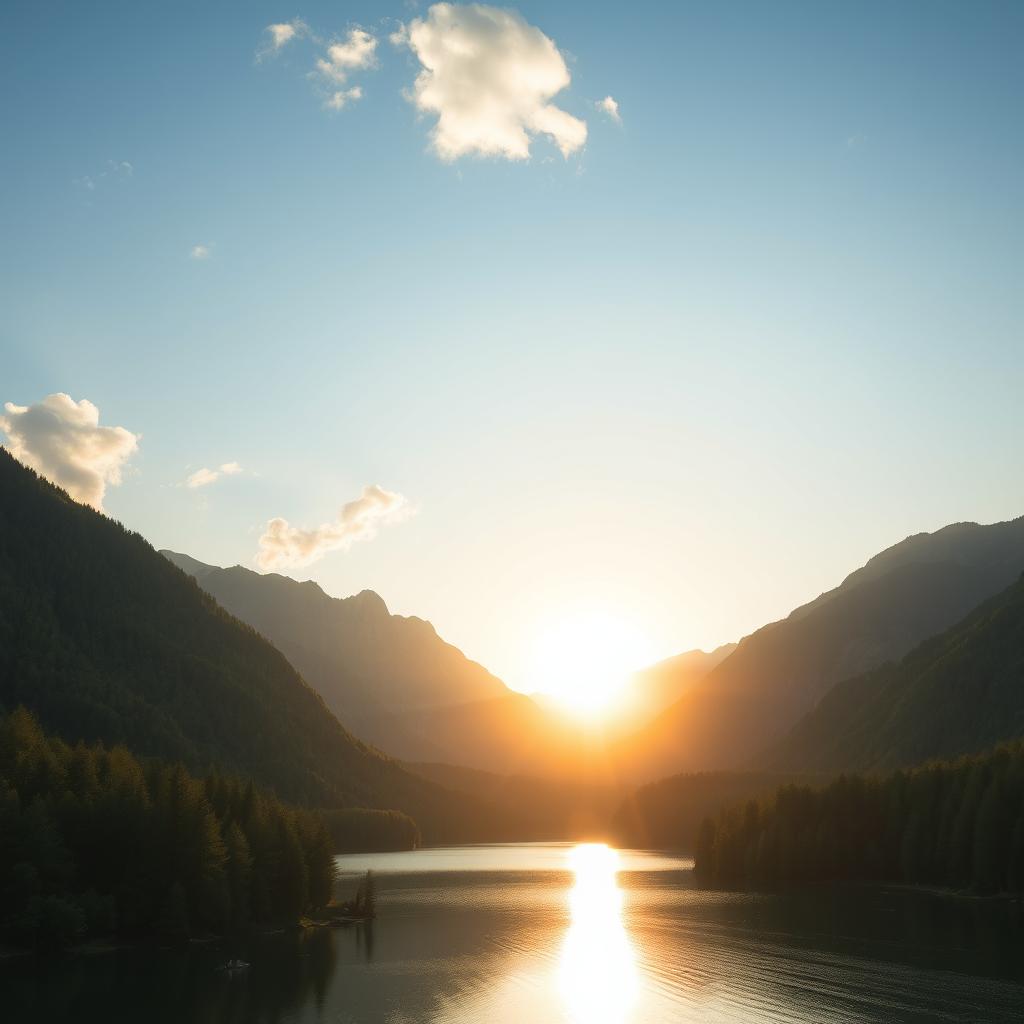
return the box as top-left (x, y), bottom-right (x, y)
top-left (160, 551), bottom-right (513, 749)
top-left (164, 551), bottom-right (732, 773)
top-left (614, 515), bottom-right (1024, 779)
top-left (759, 572), bottom-right (1024, 774)
top-left (0, 448), bottom-right (480, 840)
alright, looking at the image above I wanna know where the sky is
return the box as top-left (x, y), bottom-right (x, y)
top-left (2, 1), bottom-right (1023, 695)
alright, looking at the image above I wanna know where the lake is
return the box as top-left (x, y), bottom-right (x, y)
top-left (5, 842), bottom-right (1024, 1022)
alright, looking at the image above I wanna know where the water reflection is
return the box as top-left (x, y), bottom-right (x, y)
top-left (7, 846), bottom-right (1024, 1024)
top-left (560, 843), bottom-right (638, 1023)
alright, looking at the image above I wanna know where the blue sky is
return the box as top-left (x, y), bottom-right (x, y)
top-left (3, 1), bottom-right (1023, 693)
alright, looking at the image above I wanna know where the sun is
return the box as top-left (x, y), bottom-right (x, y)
top-left (528, 610), bottom-right (652, 719)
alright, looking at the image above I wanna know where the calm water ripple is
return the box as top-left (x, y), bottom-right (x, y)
top-left (4, 842), bottom-right (1024, 1023)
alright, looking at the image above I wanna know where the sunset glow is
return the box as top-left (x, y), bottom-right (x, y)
top-left (528, 611), bottom-right (653, 718)
top-left (560, 843), bottom-right (638, 1022)
top-left (1, 1), bottom-right (1021, 1017)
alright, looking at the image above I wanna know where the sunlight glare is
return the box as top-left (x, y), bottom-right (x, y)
top-left (559, 843), bottom-right (638, 1024)
top-left (529, 611), bottom-right (652, 717)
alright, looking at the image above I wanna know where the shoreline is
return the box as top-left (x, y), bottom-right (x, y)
top-left (0, 914), bottom-right (370, 964)
top-left (714, 877), bottom-right (1024, 905)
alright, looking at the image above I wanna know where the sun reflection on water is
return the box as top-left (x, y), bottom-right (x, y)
top-left (559, 843), bottom-right (639, 1024)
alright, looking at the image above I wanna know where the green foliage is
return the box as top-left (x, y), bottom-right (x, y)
top-left (0, 448), bottom-right (488, 843)
top-left (354, 870), bottom-right (376, 918)
top-left (320, 808), bottom-right (421, 852)
top-left (334, 870), bottom-right (377, 920)
top-left (0, 709), bottom-right (336, 949)
top-left (764, 574), bottom-right (1024, 774)
top-left (407, 763), bottom-right (628, 842)
top-left (610, 771), bottom-right (809, 851)
top-left (624, 522), bottom-right (1024, 778)
top-left (695, 742), bottom-right (1024, 894)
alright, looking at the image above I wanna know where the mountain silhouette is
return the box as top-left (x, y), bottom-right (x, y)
top-left (760, 573), bottom-right (1024, 773)
top-left (0, 448), bottom-right (476, 839)
top-left (164, 551), bottom-right (730, 773)
top-left (616, 518), bottom-right (1024, 778)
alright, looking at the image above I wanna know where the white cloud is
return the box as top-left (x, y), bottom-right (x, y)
top-left (75, 160), bottom-right (133, 192)
top-left (269, 23), bottom-right (298, 48)
top-left (395, 3), bottom-right (587, 161)
top-left (260, 19), bottom-right (307, 58)
top-left (187, 467), bottom-right (218, 489)
top-left (186, 461), bottom-right (243, 489)
top-left (190, 244), bottom-right (211, 260)
top-left (256, 484), bottom-right (412, 570)
top-left (597, 95), bottom-right (621, 123)
top-left (312, 28), bottom-right (377, 111)
top-left (0, 393), bottom-right (139, 510)
top-left (263, 22), bottom-right (378, 111)
top-left (325, 86), bottom-right (363, 110)
top-left (315, 28), bottom-right (378, 82)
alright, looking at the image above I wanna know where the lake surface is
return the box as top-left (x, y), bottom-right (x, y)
top-left (6, 842), bottom-right (1024, 1022)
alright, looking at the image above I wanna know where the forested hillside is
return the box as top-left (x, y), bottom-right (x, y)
top-left (165, 551), bottom-right (733, 774)
top-left (696, 743), bottom-right (1024, 894)
top-left (0, 709), bottom-right (335, 949)
top-left (0, 449), bottom-right (473, 839)
top-left (610, 770), bottom-right (815, 851)
top-left (761, 575), bottom-right (1024, 773)
top-left (410, 761), bottom-right (626, 839)
top-left (161, 551), bottom-right (510, 758)
top-left (163, 552), bottom-right (602, 775)
top-left (618, 519), bottom-right (1024, 779)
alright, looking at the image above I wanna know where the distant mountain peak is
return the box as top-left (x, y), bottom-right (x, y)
top-left (780, 514), bottom-right (1024, 627)
top-left (617, 514), bottom-right (1024, 779)
top-left (161, 549), bottom-right (218, 580)
top-left (0, 451), bottom-right (453, 827)
top-left (761, 572), bottom-right (1024, 773)
top-left (351, 588), bottom-right (390, 615)
top-left (162, 550), bottom-right (392, 615)
top-left (161, 548), bottom-right (511, 756)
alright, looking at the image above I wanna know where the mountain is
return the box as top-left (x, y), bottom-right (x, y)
top-left (161, 551), bottom-right (508, 717)
top-left (760, 574), bottom-right (1024, 774)
top-left (381, 691), bottom-right (637, 777)
top-left (364, 646), bottom-right (736, 773)
top-left (619, 644), bottom-right (736, 732)
top-left (616, 517), bottom-right (1024, 779)
top-left (0, 448), bottom-right (475, 839)
top-left (163, 551), bottom-right (732, 774)
top-left (160, 551), bottom-right (513, 758)
top-left (164, 552), bottom-right (581, 773)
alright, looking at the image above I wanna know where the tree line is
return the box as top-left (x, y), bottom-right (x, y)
top-left (695, 741), bottom-right (1024, 894)
top-left (610, 770), bottom-right (808, 850)
top-left (320, 808), bottom-right (421, 852)
top-left (0, 448), bottom-right (473, 840)
top-left (0, 708), bottom-right (336, 950)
